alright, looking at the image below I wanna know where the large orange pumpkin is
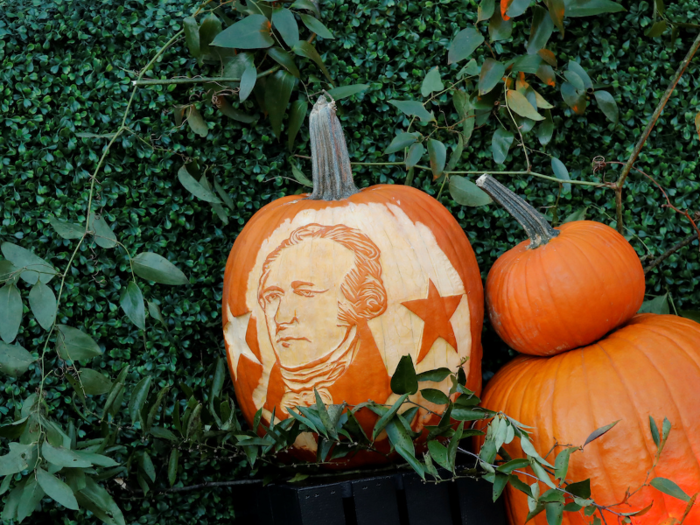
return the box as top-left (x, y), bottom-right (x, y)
top-left (476, 175), bottom-right (645, 356)
top-left (222, 95), bottom-right (484, 465)
top-left (479, 314), bottom-right (700, 525)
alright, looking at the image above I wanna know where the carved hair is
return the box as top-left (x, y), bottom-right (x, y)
top-left (258, 223), bottom-right (387, 324)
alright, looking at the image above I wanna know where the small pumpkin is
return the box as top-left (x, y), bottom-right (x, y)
top-left (222, 95), bottom-right (484, 465)
top-left (476, 175), bottom-right (645, 356)
top-left (479, 314), bottom-right (700, 525)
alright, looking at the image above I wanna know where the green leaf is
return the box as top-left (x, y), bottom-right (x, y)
top-left (75, 476), bottom-right (126, 525)
top-left (239, 62), bottom-right (257, 103)
top-left (583, 420), bottom-right (620, 447)
top-left (530, 458), bottom-right (557, 489)
top-left (639, 294), bottom-right (670, 315)
top-left (388, 100), bottom-right (434, 122)
top-left (537, 109), bottom-right (555, 146)
top-left (132, 253), bottom-right (189, 285)
top-left (199, 13), bottom-right (222, 57)
top-left (450, 176), bottom-right (493, 207)
top-left (594, 90), bottom-right (619, 124)
top-left (0, 260), bottom-right (17, 283)
top-left (448, 27), bottom-right (484, 64)
top-left (186, 106), bottom-right (208, 137)
top-left (551, 157), bottom-right (571, 191)
top-left (292, 40), bottom-right (331, 81)
top-left (446, 135), bottom-right (465, 172)
top-left (505, 0), bottom-right (530, 17)
top-left (120, 281), bottom-right (145, 330)
top-left (561, 82), bottom-right (586, 115)
top-left (489, 9), bottom-right (513, 41)
top-left (537, 64), bottom-right (557, 86)
top-left (216, 97), bottom-right (257, 123)
top-left (49, 217), bottom-right (83, 240)
top-left (372, 393), bottom-right (409, 440)
top-left (568, 61), bottom-right (592, 90)
top-left (265, 70), bottom-right (296, 139)
top-left (291, 0), bottom-right (320, 17)
top-left (0, 341), bottom-right (36, 377)
top-left (287, 99), bottom-right (308, 151)
top-left (289, 159), bottom-right (313, 187)
top-left (479, 59), bottom-right (505, 95)
top-left (2, 242), bottom-right (57, 285)
top-left (421, 66), bottom-right (444, 97)
top-left (511, 54), bottom-right (543, 74)
top-left (147, 385), bottom-right (171, 432)
top-left (567, 479), bottom-right (591, 499)
top-left (545, 501), bottom-right (564, 525)
top-left (17, 476), bottom-right (44, 522)
top-left (647, 19), bottom-right (669, 38)
top-left (300, 14), bottom-right (334, 39)
top-left (28, 281), bottom-right (56, 331)
top-left (446, 421), bottom-right (464, 472)
top-left (37, 466), bottom-right (79, 510)
top-left (391, 354), bottom-right (418, 395)
top-left (139, 452), bottom-right (156, 483)
top-left (55, 324), bottom-right (102, 361)
top-left (211, 14), bottom-right (274, 49)
top-left (554, 446), bottom-right (575, 480)
top-left (178, 165), bottom-right (221, 203)
top-left (88, 213), bottom-right (118, 249)
top-left (417, 368), bottom-right (452, 382)
top-left (548, 0), bottom-right (566, 35)
top-left (267, 47), bottom-right (300, 78)
top-left (79, 368), bottom-right (113, 396)
top-left (1, 477), bottom-right (25, 521)
top-left (183, 17), bottom-right (201, 59)
top-left (527, 6), bottom-right (554, 54)
top-left (496, 458), bottom-right (530, 474)
top-left (0, 443), bottom-right (32, 476)
top-left (129, 375), bottom-right (152, 425)
top-left (507, 90), bottom-right (544, 121)
top-left (168, 449), bottom-right (179, 486)
top-left (421, 388), bottom-right (450, 405)
top-left (493, 473), bottom-right (509, 501)
top-left (0, 284), bottom-right (22, 344)
top-left (562, 207), bottom-right (587, 224)
top-left (492, 128), bottom-right (514, 164)
top-left (427, 139), bottom-right (446, 179)
top-left (479, 0), bottom-right (496, 20)
top-left (565, 0), bottom-right (625, 17)
top-left (427, 440), bottom-right (450, 470)
top-left (271, 8), bottom-right (299, 47)
top-left (42, 442), bottom-right (91, 468)
top-left (451, 407), bottom-right (490, 421)
top-left (650, 477), bottom-right (690, 502)
top-left (384, 132), bottom-right (420, 155)
top-left (151, 426), bottom-right (178, 441)
top-left (406, 143), bottom-right (425, 168)
top-left (326, 83), bottom-right (370, 100)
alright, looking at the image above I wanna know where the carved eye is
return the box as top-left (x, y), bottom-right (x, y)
top-left (263, 290), bottom-right (282, 304)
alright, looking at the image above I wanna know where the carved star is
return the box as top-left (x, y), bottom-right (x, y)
top-left (223, 308), bottom-right (261, 378)
top-left (402, 280), bottom-right (462, 364)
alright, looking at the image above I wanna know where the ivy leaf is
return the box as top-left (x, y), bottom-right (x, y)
top-left (48, 217), bottom-right (83, 240)
top-left (0, 342), bottom-right (35, 378)
top-left (265, 70), bottom-right (296, 140)
top-left (492, 128), bottom-right (514, 164)
top-left (183, 17), bottom-right (201, 59)
top-left (507, 90), bottom-right (544, 121)
top-left (447, 27), bottom-right (484, 64)
top-left (292, 41), bottom-right (331, 81)
top-left (88, 213), bottom-right (118, 249)
top-left (421, 66), bottom-right (444, 97)
top-left (594, 90), bottom-right (619, 124)
top-left (385, 132), bottom-right (420, 155)
top-left (551, 157), bottom-right (571, 191)
top-left (563, 207), bottom-right (587, 223)
top-left (1, 242), bottom-right (57, 285)
top-left (79, 368), bottom-right (113, 396)
top-left (326, 83), bottom-right (370, 100)
top-left (27, 282), bottom-right (56, 331)
top-left (120, 281), bottom-right (145, 330)
top-left (56, 325), bottom-right (102, 361)
top-left (271, 8), bottom-right (299, 47)
top-left (37, 467), bottom-right (79, 510)
top-left (548, 0), bottom-right (566, 36)
top-left (211, 14), bottom-right (274, 49)
top-left (287, 100), bottom-right (308, 151)
top-left (300, 14), bottom-right (334, 39)
top-left (0, 284), bottom-right (22, 344)
top-left (450, 176), bottom-right (492, 207)
top-left (404, 143), bottom-right (423, 168)
top-left (388, 100), bottom-right (434, 122)
top-left (391, 354), bottom-right (418, 395)
top-left (527, 6), bottom-right (554, 54)
top-left (583, 420), bottom-right (620, 448)
top-left (479, 59), bottom-right (506, 95)
top-left (639, 294), bottom-right (670, 315)
top-left (427, 139), bottom-right (447, 179)
top-left (132, 253), bottom-right (189, 286)
top-left (186, 106), bottom-right (208, 137)
top-left (650, 477), bottom-right (690, 502)
top-left (178, 166), bottom-right (221, 203)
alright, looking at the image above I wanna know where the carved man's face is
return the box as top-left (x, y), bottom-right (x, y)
top-left (259, 238), bottom-right (356, 368)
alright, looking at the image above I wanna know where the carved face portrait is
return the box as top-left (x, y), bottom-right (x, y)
top-left (257, 224), bottom-right (387, 370)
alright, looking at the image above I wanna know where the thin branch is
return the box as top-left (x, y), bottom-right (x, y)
top-left (132, 66), bottom-right (280, 86)
top-left (644, 232), bottom-right (699, 273)
top-left (162, 479), bottom-right (262, 493)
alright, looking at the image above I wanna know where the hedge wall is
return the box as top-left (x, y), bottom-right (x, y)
top-left (1, 0), bottom-right (699, 522)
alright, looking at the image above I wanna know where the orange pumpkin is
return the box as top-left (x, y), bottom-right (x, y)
top-left (222, 95), bottom-right (484, 465)
top-left (479, 314), bottom-right (700, 525)
top-left (476, 175), bottom-right (645, 356)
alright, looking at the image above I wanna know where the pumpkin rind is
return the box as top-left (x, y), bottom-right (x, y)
top-left (479, 314), bottom-right (700, 525)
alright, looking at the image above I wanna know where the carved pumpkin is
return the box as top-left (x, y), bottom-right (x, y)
top-left (222, 95), bottom-right (484, 465)
top-left (476, 175), bottom-right (645, 356)
top-left (479, 314), bottom-right (700, 525)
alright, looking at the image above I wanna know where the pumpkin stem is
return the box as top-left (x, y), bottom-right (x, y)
top-left (308, 93), bottom-right (358, 201)
top-left (476, 174), bottom-right (560, 249)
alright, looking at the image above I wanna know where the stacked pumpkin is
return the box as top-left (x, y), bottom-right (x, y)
top-left (475, 175), bottom-right (700, 525)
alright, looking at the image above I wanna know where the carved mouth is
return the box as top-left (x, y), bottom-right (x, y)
top-left (276, 336), bottom-right (311, 348)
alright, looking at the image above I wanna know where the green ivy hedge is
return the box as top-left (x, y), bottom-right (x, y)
top-left (1, 0), bottom-right (699, 522)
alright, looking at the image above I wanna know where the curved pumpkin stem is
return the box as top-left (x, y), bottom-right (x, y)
top-left (308, 94), bottom-right (358, 201)
top-left (477, 174), bottom-right (560, 249)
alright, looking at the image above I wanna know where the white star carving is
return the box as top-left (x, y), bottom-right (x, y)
top-left (223, 306), bottom-right (261, 379)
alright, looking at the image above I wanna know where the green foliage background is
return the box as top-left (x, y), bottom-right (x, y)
top-left (1, 0), bottom-right (699, 522)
